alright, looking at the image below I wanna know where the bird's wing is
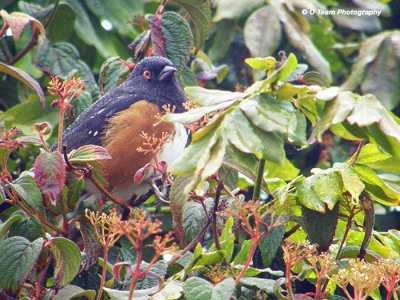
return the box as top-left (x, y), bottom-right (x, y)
top-left (59, 84), bottom-right (144, 151)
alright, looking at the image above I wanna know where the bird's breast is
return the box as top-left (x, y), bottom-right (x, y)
top-left (99, 100), bottom-right (188, 199)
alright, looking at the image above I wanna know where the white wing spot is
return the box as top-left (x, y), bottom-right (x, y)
top-left (88, 131), bottom-right (92, 135)
top-left (93, 131), bottom-right (98, 137)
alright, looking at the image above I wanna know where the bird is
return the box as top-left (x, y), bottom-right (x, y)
top-left (55, 56), bottom-right (189, 201)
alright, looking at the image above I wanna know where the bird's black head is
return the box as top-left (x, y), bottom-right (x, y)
top-left (127, 56), bottom-right (187, 112)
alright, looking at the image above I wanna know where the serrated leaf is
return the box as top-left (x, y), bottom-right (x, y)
top-left (259, 220), bottom-right (286, 266)
top-left (36, 40), bottom-right (99, 99)
top-left (171, 0), bottom-right (211, 52)
top-left (0, 237), bottom-right (43, 292)
top-left (9, 216), bottom-right (46, 242)
top-left (302, 71), bottom-right (330, 87)
top-left (161, 12), bottom-right (193, 71)
top-left (244, 6), bottom-right (281, 57)
top-left (78, 217), bottom-right (101, 270)
top-left (54, 284), bottom-right (96, 300)
top-left (302, 202), bottom-right (339, 251)
top-left (183, 200), bottom-right (212, 242)
top-left (185, 86), bottom-right (245, 107)
top-left (0, 62), bottom-right (45, 106)
top-left (10, 171), bottom-right (45, 216)
top-left (98, 57), bottom-right (131, 95)
top-left (296, 169), bottom-right (343, 213)
top-left (183, 277), bottom-right (235, 300)
top-left (49, 237), bottom-right (82, 287)
top-left (68, 145), bottom-right (111, 163)
top-left (34, 151), bottom-right (66, 204)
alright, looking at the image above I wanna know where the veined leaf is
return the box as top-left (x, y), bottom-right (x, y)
top-left (34, 151), bottom-right (66, 204)
top-left (171, 0), bottom-right (211, 52)
top-left (0, 237), bottom-right (43, 292)
top-left (183, 277), bottom-right (235, 300)
top-left (49, 237), bottom-right (82, 287)
top-left (185, 86), bottom-right (246, 107)
top-left (355, 143), bottom-right (400, 173)
top-left (68, 145), bottom-right (111, 163)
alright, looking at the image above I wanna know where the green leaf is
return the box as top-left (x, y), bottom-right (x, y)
top-left (333, 163), bottom-right (365, 202)
top-left (68, 145), bottom-right (111, 163)
top-left (47, 3), bottom-right (76, 43)
top-left (0, 237), bottom-right (43, 292)
top-left (0, 97), bottom-right (59, 138)
top-left (259, 220), bottom-right (286, 266)
top-left (271, 2), bottom-right (331, 81)
top-left (0, 214), bottom-right (24, 240)
top-left (10, 171), bottom-right (45, 216)
top-left (66, 0), bottom-right (122, 57)
top-left (9, 216), bottom-right (46, 242)
top-left (183, 199), bottom-right (212, 243)
top-left (233, 240), bottom-right (252, 265)
top-left (49, 237), bottom-right (82, 287)
top-left (78, 217), bottom-right (101, 270)
top-left (355, 143), bottom-right (400, 173)
top-left (34, 151), bottom-right (66, 203)
top-left (54, 285), bottom-right (95, 300)
top-left (183, 277), bottom-right (235, 300)
top-left (65, 176), bottom-right (85, 209)
top-left (185, 86), bottom-right (245, 107)
top-left (278, 53), bottom-right (298, 82)
top-left (240, 278), bottom-right (276, 293)
top-left (224, 109), bottom-right (286, 165)
top-left (244, 6), bottom-right (281, 57)
top-left (0, 62), bottom-right (45, 106)
top-left (213, 0), bottom-right (264, 21)
top-left (241, 95), bottom-right (297, 136)
top-left (296, 168), bottom-right (343, 213)
top-left (169, 176), bottom-right (192, 243)
top-left (171, 0), bottom-right (211, 53)
top-left (98, 57), bottom-right (131, 95)
top-left (83, 0), bottom-right (143, 37)
top-left (342, 32), bottom-right (387, 91)
top-left (360, 32), bottom-right (400, 109)
top-left (163, 99), bottom-right (236, 124)
top-left (245, 57), bottom-right (276, 71)
top-left (302, 203), bottom-right (339, 251)
top-left (161, 12), bottom-right (193, 71)
top-left (36, 40), bottom-right (99, 99)
top-left (210, 217), bottom-right (235, 261)
top-left (353, 164), bottom-right (400, 206)
top-left (313, 91), bottom-right (356, 142)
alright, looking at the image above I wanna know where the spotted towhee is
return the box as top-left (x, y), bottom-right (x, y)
top-left (57, 56), bottom-right (188, 200)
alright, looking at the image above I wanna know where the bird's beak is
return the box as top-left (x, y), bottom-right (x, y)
top-left (159, 65), bottom-right (176, 81)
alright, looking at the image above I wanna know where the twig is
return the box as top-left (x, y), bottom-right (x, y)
top-left (212, 181), bottom-right (223, 251)
top-left (253, 159), bottom-right (266, 200)
top-left (168, 217), bottom-right (212, 266)
top-left (349, 140), bottom-right (365, 166)
top-left (7, 27), bottom-right (38, 65)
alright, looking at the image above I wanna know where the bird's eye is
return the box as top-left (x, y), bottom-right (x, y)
top-left (143, 70), bottom-right (151, 79)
